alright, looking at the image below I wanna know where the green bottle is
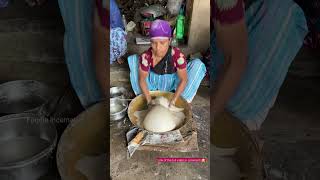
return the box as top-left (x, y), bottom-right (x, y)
top-left (176, 8), bottom-right (185, 40)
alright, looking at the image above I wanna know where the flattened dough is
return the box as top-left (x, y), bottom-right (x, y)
top-left (143, 105), bottom-right (177, 133)
top-left (134, 96), bottom-right (186, 133)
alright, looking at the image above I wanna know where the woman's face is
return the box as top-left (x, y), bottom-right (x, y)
top-left (151, 38), bottom-right (170, 58)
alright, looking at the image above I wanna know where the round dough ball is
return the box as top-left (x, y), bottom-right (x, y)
top-left (171, 111), bottom-right (185, 128)
top-left (143, 105), bottom-right (177, 133)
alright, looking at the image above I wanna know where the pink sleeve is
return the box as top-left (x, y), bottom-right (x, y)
top-left (173, 48), bottom-right (187, 70)
top-left (139, 52), bottom-right (151, 72)
top-left (212, 0), bottom-right (245, 25)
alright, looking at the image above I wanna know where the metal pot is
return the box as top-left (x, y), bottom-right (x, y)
top-left (110, 98), bottom-right (128, 121)
top-left (211, 111), bottom-right (265, 180)
top-left (140, 4), bottom-right (167, 18)
top-left (57, 102), bottom-right (107, 180)
top-left (0, 113), bottom-right (57, 180)
top-left (110, 87), bottom-right (129, 121)
top-left (0, 80), bottom-right (59, 116)
top-left (127, 91), bottom-right (192, 133)
top-left (110, 86), bottom-right (127, 100)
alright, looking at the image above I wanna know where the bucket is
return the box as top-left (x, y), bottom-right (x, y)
top-left (0, 113), bottom-right (57, 180)
top-left (211, 111), bottom-right (264, 180)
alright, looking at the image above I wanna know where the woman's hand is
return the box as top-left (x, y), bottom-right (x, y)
top-left (138, 65), bottom-right (152, 106)
top-left (169, 97), bottom-right (177, 108)
top-left (146, 95), bottom-right (152, 105)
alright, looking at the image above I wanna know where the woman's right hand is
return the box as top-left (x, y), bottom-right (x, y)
top-left (146, 95), bottom-right (152, 105)
top-left (138, 63), bottom-right (152, 107)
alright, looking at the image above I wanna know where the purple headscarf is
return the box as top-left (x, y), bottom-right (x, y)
top-left (149, 20), bottom-right (172, 40)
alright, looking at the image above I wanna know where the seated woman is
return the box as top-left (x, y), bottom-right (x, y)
top-left (211, 0), bottom-right (308, 148)
top-left (128, 20), bottom-right (207, 105)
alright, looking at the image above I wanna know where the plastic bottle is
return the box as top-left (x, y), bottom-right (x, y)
top-left (122, 15), bottom-right (127, 31)
top-left (171, 28), bottom-right (178, 47)
top-left (176, 8), bottom-right (185, 40)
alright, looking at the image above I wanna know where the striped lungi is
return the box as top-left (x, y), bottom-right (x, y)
top-left (210, 0), bottom-right (308, 130)
top-left (128, 55), bottom-right (207, 103)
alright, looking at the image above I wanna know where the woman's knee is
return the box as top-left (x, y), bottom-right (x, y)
top-left (188, 59), bottom-right (207, 76)
top-left (189, 59), bottom-right (206, 70)
top-left (190, 58), bottom-right (203, 66)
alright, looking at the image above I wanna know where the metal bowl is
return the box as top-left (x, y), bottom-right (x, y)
top-left (0, 80), bottom-right (59, 115)
top-left (57, 101), bottom-right (107, 180)
top-left (110, 98), bottom-right (128, 121)
top-left (211, 111), bottom-right (264, 179)
top-left (110, 87), bottom-right (127, 100)
top-left (0, 113), bottom-right (57, 180)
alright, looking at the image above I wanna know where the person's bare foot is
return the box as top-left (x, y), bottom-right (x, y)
top-left (25, 0), bottom-right (47, 7)
top-left (116, 58), bottom-right (125, 64)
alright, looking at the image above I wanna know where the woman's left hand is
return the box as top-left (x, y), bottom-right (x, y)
top-left (169, 98), bottom-right (176, 108)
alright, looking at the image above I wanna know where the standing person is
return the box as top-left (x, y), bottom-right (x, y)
top-left (109, 0), bottom-right (127, 64)
top-left (56, 0), bottom-right (107, 108)
top-left (25, 0), bottom-right (107, 108)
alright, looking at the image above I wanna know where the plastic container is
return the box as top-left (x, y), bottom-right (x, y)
top-left (176, 9), bottom-right (185, 40)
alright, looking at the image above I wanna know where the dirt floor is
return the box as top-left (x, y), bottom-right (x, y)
top-left (261, 75), bottom-right (320, 180)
